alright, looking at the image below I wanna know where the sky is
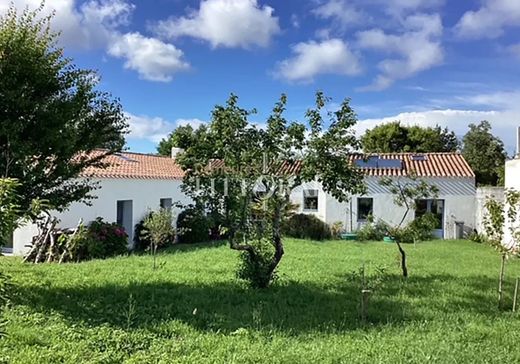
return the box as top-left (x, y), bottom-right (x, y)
top-left (2, 0), bottom-right (520, 153)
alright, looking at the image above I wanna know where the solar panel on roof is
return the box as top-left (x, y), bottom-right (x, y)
top-left (411, 154), bottom-right (427, 161)
top-left (355, 156), bottom-right (379, 168)
top-left (355, 156), bottom-right (402, 169)
top-left (114, 153), bottom-right (137, 162)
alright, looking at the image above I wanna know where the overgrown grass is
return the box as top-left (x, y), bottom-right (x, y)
top-left (0, 239), bottom-right (519, 363)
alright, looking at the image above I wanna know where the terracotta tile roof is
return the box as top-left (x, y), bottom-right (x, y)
top-left (349, 153), bottom-right (475, 178)
top-left (81, 151), bottom-right (184, 180)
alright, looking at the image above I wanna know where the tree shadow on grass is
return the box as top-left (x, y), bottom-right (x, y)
top-left (10, 273), bottom-right (508, 334)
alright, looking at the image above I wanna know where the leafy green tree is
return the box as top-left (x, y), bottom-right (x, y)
top-left (0, 5), bottom-right (127, 219)
top-left (142, 208), bottom-right (176, 270)
top-left (178, 92), bottom-right (366, 288)
top-left (462, 121), bottom-right (507, 186)
top-left (483, 190), bottom-right (520, 309)
top-left (361, 121), bottom-right (459, 153)
top-left (379, 174), bottom-right (439, 277)
top-left (0, 178), bottom-right (21, 246)
top-left (157, 124), bottom-right (206, 156)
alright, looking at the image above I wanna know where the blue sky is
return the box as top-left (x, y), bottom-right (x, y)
top-left (2, 0), bottom-right (520, 153)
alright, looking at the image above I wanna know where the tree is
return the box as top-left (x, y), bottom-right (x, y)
top-left (379, 174), bottom-right (439, 277)
top-left (361, 121), bottom-right (459, 153)
top-left (0, 5), bottom-right (127, 220)
top-left (142, 208), bottom-right (176, 270)
top-left (462, 121), bottom-right (507, 186)
top-left (0, 178), bottom-right (21, 246)
top-left (178, 92), bottom-right (366, 288)
top-left (483, 189), bottom-right (520, 309)
top-left (157, 124), bottom-right (205, 156)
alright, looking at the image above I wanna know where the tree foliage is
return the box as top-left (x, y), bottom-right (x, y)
top-left (462, 121), bottom-right (507, 186)
top-left (361, 121), bottom-right (459, 153)
top-left (142, 208), bottom-right (176, 269)
top-left (157, 124), bottom-right (206, 156)
top-left (379, 174), bottom-right (439, 277)
top-left (0, 5), bottom-right (127, 218)
top-left (178, 92), bottom-right (366, 287)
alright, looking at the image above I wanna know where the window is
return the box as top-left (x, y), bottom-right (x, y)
top-left (116, 200), bottom-right (133, 243)
top-left (160, 198), bottom-right (173, 210)
top-left (303, 189), bottom-right (319, 211)
top-left (357, 198), bottom-right (373, 221)
top-left (415, 199), bottom-right (444, 230)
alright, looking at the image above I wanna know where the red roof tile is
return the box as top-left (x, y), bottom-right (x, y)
top-left (349, 153), bottom-right (475, 178)
top-left (81, 151), bottom-right (184, 180)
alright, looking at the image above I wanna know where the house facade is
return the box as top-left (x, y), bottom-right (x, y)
top-left (290, 153), bottom-right (476, 239)
top-left (8, 151), bottom-right (478, 255)
top-left (9, 152), bottom-right (190, 255)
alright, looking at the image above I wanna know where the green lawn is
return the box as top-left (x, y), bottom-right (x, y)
top-left (1, 239), bottom-right (520, 363)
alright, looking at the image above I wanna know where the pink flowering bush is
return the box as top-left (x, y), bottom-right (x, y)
top-left (85, 217), bottom-right (129, 258)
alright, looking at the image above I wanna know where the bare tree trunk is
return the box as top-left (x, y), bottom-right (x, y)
top-left (498, 253), bottom-right (506, 309)
top-left (396, 241), bottom-right (408, 278)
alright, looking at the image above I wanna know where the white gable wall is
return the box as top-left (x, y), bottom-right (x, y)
top-left (504, 158), bottom-right (520, 249)
top-left (12, 178), bottom-right (190, 255)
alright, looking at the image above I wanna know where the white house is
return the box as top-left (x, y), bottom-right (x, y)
top-left (7, 151), bottom-right (477, 255)
top-left (8, 151), bottom-right (190, 255)
top-left (290, 153), bottom-right (476, 239)
top-left (504, 128), bottom-right (520, 249)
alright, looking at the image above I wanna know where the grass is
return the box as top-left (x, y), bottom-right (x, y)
top-left (0, 239), bottom-right (520, 363)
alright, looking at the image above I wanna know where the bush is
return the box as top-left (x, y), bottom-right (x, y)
top-left (134, 211), bottom-right (175, 251)
top-left (61, 217), bottom-right (128, 261)
top-left (236, 238), bottom-right (277, 288)
top-left (176, 208), bottom-right (211, 244)
top-left (468, 230), bottom-right (488, 244)
top-left (356, 215), bottom-right (390, 241)
top-left (283, 213), bottom-right (331, 241)
top-left (392, 213), bottom-right (438, 244)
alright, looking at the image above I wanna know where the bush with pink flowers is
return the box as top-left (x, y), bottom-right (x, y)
top-left (86, 217), bottom-right (129, 258)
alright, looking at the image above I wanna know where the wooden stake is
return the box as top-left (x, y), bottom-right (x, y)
top-left (513, 278), bottom-right (519, 313)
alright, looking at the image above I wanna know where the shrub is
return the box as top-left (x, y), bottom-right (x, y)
top-left (142, 208), bottom-right (176, 269)
top-left (61, 218), bottom-right (128, 261)
top-left (236, 238), bottom-right (277, 288)
top-left (356, 215), bottom-right (390, 241)
top-left (283, 213), bottom-right (331, 241)
top-left (468, 230), bottom-right (488, 244)
top-left (134, 211), bottom-right (175, 251)
top-left (392, 213), bottom-right (438, 244)
top-left (176, 208), bottom-right (211, 244)
top-left (88, 218), bottom-right (129, 257)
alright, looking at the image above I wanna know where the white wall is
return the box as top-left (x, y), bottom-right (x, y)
top-left (475, 187), bottom-right (504, 234)
top-left (504, 159), bottom-right (520, 249)
top-left (12, 178), bottom-right (191, 255)
top-left (290, 176), bottom-right (476, 239)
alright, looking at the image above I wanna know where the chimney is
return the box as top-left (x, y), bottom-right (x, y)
top-left (171, 147), bottom-right (184, 159)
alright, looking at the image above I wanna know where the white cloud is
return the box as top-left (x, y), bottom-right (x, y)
top-left (1, 0), bottom-right (134, 49)
top-left (275, 39), bottom-right (361, 83)
top-left (126, 113), bottom-right (206, 143)
top-left (381, 0), bottom-right (443, 14)
top-left (454, 0), bottom-right (520, 39)
top-left (153, 0), bottom-right (280, 49)
top-left (1, 1), bottom-right (192, 82)
top-left (108, 33), bottom-right (190, 82)
top-left (357, 13), bottom-right (444, 90)
top-left (312, 0), bottom-right (364, 29)
top-left (358, 90), bottom-right (520, 151)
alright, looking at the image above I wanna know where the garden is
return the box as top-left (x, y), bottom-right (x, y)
top-left (0, 239), bottom-right (520, 363)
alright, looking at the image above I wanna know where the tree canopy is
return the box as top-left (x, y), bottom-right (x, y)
top-left (462, 120), bottom-right (507, 186)
top-left (0, 5), bottom-right (127, 219)
top-left (361, 121), bottom-right (459, 153)
top-left (157, 124), bottom-right (205, 156)
top-left (177, 92), bottom-right (366, 287)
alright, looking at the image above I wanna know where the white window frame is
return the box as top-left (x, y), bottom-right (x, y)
top-left (303, 189), bottom-right (319, 212)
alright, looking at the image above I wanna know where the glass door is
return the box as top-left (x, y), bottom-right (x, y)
top-left (415, 199), bottom-right (445, 238)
